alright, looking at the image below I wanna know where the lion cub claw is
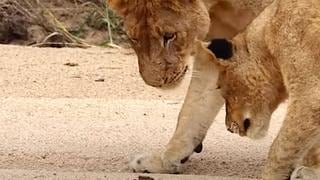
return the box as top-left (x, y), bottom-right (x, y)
top-left (194, 143), bottom-right (203, 153)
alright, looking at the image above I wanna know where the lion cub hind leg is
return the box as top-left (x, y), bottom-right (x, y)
top-left (290, 143), bottom-right (320, 179)
top-left (262, 98), bottom-right (320, 180)
top-left (303, 143), bottom-right (320, 169)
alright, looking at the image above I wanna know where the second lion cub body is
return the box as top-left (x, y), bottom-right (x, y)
top-left (197, 0), bottom-right (320, 179)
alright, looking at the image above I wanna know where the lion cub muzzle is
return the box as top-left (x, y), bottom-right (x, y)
top-left (226, 114), bottom-right (251, 137)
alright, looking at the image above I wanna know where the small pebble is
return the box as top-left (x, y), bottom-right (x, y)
top-left (95, 78), bottom-right (105, 82)
top-left (64, 62), bottom-right (79, 67)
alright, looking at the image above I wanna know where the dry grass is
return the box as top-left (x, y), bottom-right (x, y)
top-left (0, 0), bottom-right (124, 48)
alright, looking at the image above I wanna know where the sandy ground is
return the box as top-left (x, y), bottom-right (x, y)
top-left (0, 45), bottom-right (288, 179)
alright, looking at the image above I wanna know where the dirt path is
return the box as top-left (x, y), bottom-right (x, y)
top-left (0, 45), bottom-right (287, 179)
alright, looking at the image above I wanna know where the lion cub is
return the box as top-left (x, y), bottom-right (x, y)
top-left (195, 0), bottom-right (320, 179)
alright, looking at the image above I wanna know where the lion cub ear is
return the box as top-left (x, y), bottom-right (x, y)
top-left (107, 0), bottom-right (128, 17)
top-left (208, 39), bottom-right (234, 60)
top-left (194, 40), bottom-right (229, 69)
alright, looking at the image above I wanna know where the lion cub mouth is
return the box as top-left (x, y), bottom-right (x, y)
top-left (227, 120), bottom-right (250, 137)
top-left (165, 66), bottom-right (188, 86)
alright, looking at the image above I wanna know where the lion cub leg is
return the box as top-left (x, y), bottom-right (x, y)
top-left (129, 50), bottom-right (224, 173)
top-left (289, 142), bottom-right (320, 179)
top-left (262, 99), bottom-right (320, 180)
top-left (303, 142), bottom-right (320, 169)
top-left (289, 142), bottom-right (320, 180)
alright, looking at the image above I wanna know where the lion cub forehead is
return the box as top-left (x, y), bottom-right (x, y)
top-left (125, 14), bottom-right (184, 39)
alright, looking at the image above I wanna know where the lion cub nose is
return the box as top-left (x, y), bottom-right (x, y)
top-left (226, 118), bottom-right (251, 136)
top-left (244, 118), bottom-right (251, 131)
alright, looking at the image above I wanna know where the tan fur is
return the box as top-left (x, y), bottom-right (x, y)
top-left (108, 0), bottom-right (274, 174)
top-left (198, 0), bottom-right (320, 179)
top-left (108, 0), bottom-right (272, 87)
top-left (204, 0), bottom-right (273, 39)
top-left (108, 0), bottom-right (210, 87)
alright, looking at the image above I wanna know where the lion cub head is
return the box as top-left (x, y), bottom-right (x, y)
top-left (108, 0), bottom-right (210, 87)
top-left (195, 36), bottom-right (287, 139)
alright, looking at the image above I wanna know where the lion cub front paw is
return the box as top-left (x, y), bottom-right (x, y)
top-left (129, 153), bottom-right (181, 174)
top-left (291, 166), bottom-right (320, 180)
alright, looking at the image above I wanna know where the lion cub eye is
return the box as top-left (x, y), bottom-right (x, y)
top-left (163, 32), bottom-right (176, 47)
